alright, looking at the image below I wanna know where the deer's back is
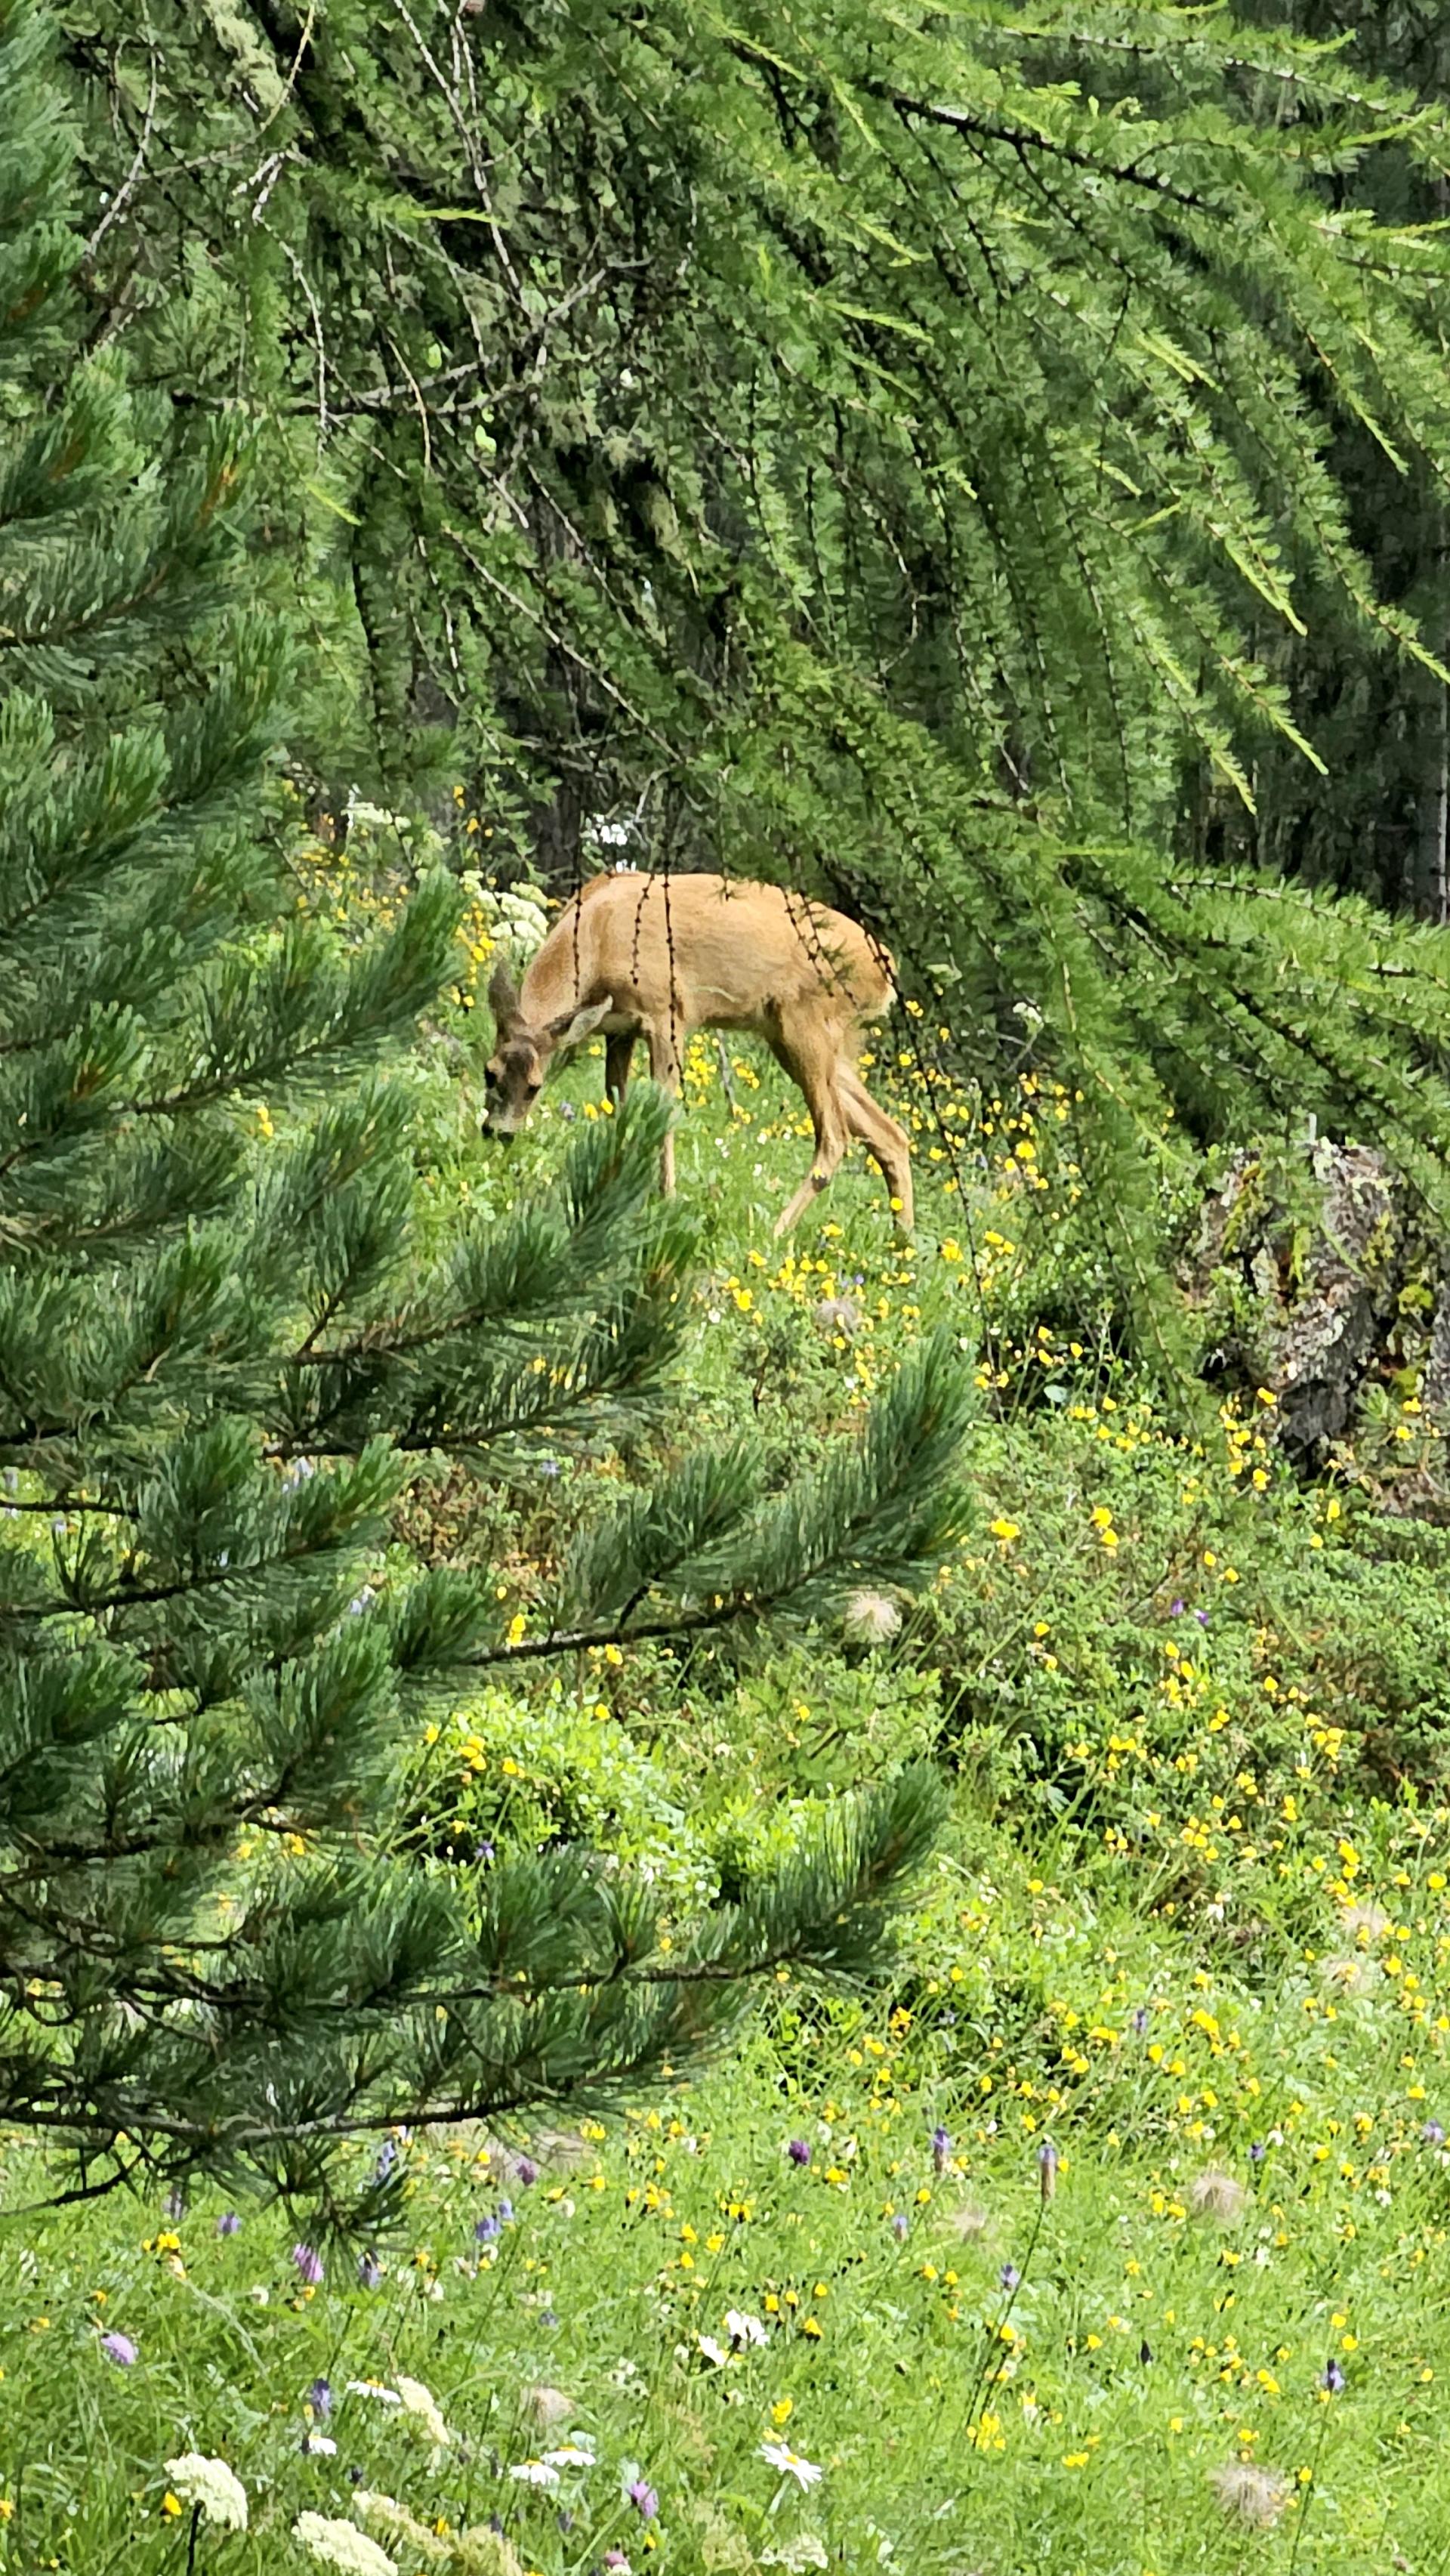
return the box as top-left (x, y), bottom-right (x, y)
top-left (547, 873), bottom-right (893, 1027)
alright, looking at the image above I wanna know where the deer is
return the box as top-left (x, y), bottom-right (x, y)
top-left (482, 870), bottom-right (914, 1237)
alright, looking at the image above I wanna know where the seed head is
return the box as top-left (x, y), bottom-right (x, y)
top-left (523, 2385), bottom-right (572, 2430)
top-left (1208, 2461), bottom-right (1292, 2528)
top-left (1189, 2169), bottom-right (1248, 2226)
top-left (843, 1589), bottom-right (902, 1647)
top-left (939, 2203), bottom-right (989, 2241)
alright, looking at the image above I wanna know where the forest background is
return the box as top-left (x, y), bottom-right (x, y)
top-left (8, 1), bottom-right (1450, 2570)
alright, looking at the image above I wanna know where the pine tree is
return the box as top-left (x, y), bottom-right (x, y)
top-left (0, 0), bottom-right (972, 2227)
top-left (1197, 1), bottom-right (1450, 919)
top-left (60, 0), bottom-right (1450, 1354)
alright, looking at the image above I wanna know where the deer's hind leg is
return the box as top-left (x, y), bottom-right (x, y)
top-left (643, 1021), bottom-right (683, 1195)
top-left (768, 1006), bottom-right (853, 1239)
top-left (605, 1030), bottom-right (636, 1105)
top-left (838, 1060), bottom-right (914, 1235)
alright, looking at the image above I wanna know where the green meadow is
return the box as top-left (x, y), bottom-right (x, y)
top-left (8, 1023), bottom-right (1448, 2576)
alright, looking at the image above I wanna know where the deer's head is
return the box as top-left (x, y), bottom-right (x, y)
top-left (483, 962), bottom-right (612, 1136)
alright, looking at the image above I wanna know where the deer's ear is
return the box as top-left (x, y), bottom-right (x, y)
top-left (488, 960), bottom-right (523, 1033)
top-left (550, 996), bottom-right (613, 1052)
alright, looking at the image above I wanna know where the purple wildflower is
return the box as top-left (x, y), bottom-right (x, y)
top-left (787, 2139), bottom-right (811, 2167)
top-left (1169, 1598), bottom-right (1185, 1617)
top-left (1131, 2006), bottom-right (1149, 2037)
top-left (1248, 2141), bottom-right (1268, 2165)
top-left (1424, 2119), bottom-right (1445, 2145)
top-left (1038, 2138), bottom-right (1058, 2203)
top-left (475, 2213), bottom-right (502, 2244)
top-left (515, 2155), bottom-right (540, 2188)
top-left (100, 2332), bottom-right (137, 2366)
top-left (1322, 2358), bottom-right (1346, 2395)
top-left (375, 2139), bottom-right (397, 2185)
top-left (999, 2263), bottom-right (1020, 2293)
top-left (358, 2253), bottom-right (381, 2290)
top-left (307, 2377), bottom-right (332, 2420)
top-left (216, 2211), bottom-right (242, 2237)
top-left (292, 2243), bottom-right (324, 2287)
top-left (627, 2481), bottom-right (659, 2522)
top-left (930, 2124), bottom-right (951, 2173)
top-left (890, 2213), bottom-right (909, 2243)
top-left (1195, 1608), bottom-right (1210, 1628)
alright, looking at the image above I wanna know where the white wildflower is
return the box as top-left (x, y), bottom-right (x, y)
top-left (303, 2433), bottom-right (338, 2456)
top-left (165, 2454), bottom-right (248, 2531)
top-left (760, 2539), bottom-right (828, 2571)
top-left (396, 2374), bottom-right (452, 2451)
top-left (542, 2443), bottom-right (597, 2469)
top-left (294, 2510), bottom-right (399, 2575)
top-left (725, 2308), bottom-right (768, 2348)
top-left (509, 2460), bottom-right (561, 2489)
top-left (347, 2378), bottom-right (402, 2405)
top-left (353, 2497), bottom-right (451, 2568)
top-left (758, 2442), bottom-right (824, 2490)
top-left (696, 2334), bottom-right (730, 2368)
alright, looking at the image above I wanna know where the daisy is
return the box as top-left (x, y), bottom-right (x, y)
top-left (758, 2442), bottom-right (823, 2491)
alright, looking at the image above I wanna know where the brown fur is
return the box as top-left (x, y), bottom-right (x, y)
top-left (483, 871), bottom-right (912, 1237)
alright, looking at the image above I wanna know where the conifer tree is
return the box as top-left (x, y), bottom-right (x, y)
top-left (0, 0), bottom-right (970, 2225)
top-left (60, 0), bottom-right (1450, 1351)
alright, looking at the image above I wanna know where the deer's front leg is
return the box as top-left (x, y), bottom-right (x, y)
top-left (644, 1022), bottom-right (683, 1195)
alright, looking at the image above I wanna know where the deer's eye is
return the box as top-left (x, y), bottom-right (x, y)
top-left (526, 1080), bottom-right (541, 1098)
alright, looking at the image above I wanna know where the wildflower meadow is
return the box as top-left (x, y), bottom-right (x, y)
top-left (5, 1005), bottom-right (1449, 2576)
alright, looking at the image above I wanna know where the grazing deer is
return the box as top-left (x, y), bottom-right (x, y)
top-left (483, 871), bottom-right (913, 1237)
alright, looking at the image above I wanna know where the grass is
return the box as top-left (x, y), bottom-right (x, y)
top-left (6, 999), bottom-right (1450, 2576)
